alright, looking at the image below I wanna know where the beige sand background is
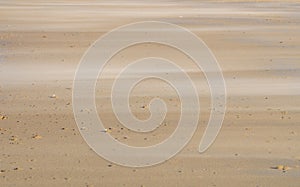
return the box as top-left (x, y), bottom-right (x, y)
top-left (0, 0), bottom-right (300, 186)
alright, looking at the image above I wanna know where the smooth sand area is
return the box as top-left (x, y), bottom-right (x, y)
top-left (0, 1), bottom-right (300, 186)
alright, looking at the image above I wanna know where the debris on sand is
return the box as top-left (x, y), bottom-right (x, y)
top-left (13, 167), bottom-right (23, 171)
top-left (0, 115), bottom-right (7, 120)
top-left (49, 94), bottom-right (57, 99)
top-left (271, 165), bottom-right (291, 172)
top-left (101, 128), bottom-right (111, 133)
top-left (32, 134), bottom-right (42, 139)
top-left (9, 136), bottom-right (19, 144)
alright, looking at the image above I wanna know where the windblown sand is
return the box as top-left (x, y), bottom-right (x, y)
top-left (0, 1), bottom-right (300, 186)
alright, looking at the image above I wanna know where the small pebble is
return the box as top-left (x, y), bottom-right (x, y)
top-left (49, 94), bottom-right (57, 99)
top-left (0, 115), bottom-right (7, 120)
top-left (32, 135), bottom-right (42, 139)
top-left (271, 165), bottom-right (291, 172)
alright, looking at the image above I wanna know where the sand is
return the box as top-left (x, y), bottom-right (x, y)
top-left (0, 0), bottom-right (300, 186)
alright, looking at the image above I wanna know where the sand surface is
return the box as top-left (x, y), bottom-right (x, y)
top-left (1, 1), bottom-right (300, 186)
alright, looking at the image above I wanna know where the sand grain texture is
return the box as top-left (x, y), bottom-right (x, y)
top-left (0, 1), bottom-right (300, 187)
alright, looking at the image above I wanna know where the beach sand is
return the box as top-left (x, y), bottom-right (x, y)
top-left (0, 1), bottom-right (300, 186)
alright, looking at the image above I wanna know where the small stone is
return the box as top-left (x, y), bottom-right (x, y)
top-left (32, 135), bottom-right (42, 139)
top-left (9, 136), bottom-right (20, 144)
top-left (101, 128), bottom-right (111, 133)
top-left (49, 94), bottom-right (56, 99)
top-left (0, 115), bottom-right (7, 120)
top-left (271, 165), bottom-right (291, 172)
